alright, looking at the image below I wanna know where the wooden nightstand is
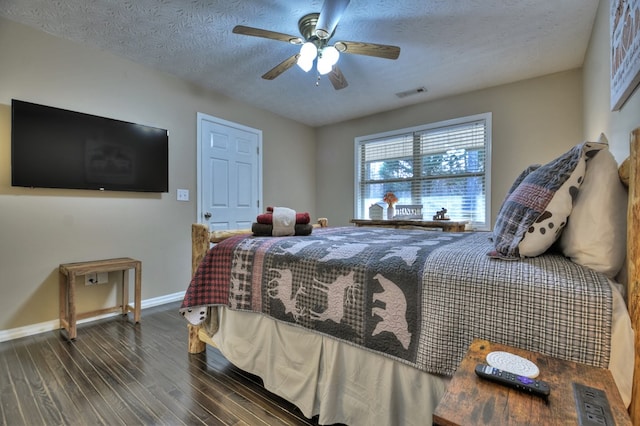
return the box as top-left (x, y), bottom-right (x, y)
top-left (433, 339), bottom-right (631, 425)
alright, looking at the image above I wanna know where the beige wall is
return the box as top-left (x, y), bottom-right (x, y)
top-left (316, 70), bottom-right (584, 227)
top-left (0, 18), bottom-right (316, 331)
top-left (583, 0), bottom-right (640, 161)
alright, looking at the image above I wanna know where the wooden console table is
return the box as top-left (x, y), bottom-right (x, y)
top-left (351, 219), bottom-right (468, 232)
top-left (59, 257), bottom-right (141, 340)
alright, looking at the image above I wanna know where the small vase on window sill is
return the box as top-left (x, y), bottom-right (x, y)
top-left (383, 192), bottom-right (398, 220)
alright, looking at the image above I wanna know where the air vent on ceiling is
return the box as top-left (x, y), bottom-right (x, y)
top-left (395, 86), bottom-right (427, 98)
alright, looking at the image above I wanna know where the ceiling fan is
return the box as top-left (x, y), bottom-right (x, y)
top-left (232, 0), bottom-right (400, 90)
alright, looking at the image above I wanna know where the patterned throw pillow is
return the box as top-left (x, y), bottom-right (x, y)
top-left (498, 164), bottom-right (541, 210)
top-left (487, 164), bottom-right (540, 243)
top-left (490, 141), bottom-right (606, 259)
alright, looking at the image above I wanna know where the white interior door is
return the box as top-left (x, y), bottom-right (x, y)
top-left (197, 113), bottom-right (262, 231)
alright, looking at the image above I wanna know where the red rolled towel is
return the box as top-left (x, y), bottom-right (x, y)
top-left (257, 211), bottom-right (310, 225)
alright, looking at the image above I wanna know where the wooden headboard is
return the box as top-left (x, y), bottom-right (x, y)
top-left (624, 128), bottom-right (639, 423)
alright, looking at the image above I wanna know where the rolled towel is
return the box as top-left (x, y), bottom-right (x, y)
top-left (251, 223), bottom-right (314, 237)
top-left (256, 211), bottom-right (310, 225)
top-left (272, 206), bottom-right (296, 236)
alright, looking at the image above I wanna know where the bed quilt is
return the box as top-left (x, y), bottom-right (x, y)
top-left (181, 227), bottom-right (612, 375)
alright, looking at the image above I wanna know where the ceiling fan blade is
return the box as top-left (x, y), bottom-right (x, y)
top-left (336, 40), bottom-right (400, 60)
top-left (233, 25), bottom-right (302, 44)
top-left (315, 0), bottom-right (350, 39)
top-left (328, 65), bottom-right (348, 90)
top-left (261, 54), bottom-right (301, 80)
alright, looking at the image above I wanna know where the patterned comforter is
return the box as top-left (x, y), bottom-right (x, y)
top-left (180, 227), bottom-right (612, 375)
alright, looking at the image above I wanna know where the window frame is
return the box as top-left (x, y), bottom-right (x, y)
top-left (353, 112), bottom-right (492, 230)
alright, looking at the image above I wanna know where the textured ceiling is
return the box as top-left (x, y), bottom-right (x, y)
top-left (0, 0), bottom-right (599, 127)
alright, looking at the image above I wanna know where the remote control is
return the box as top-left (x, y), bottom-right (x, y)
top-left (475, 363), bottom-right (550, 399)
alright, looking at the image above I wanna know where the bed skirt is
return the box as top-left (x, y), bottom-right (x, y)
top-left (207, 307), bottom-right (450, 426)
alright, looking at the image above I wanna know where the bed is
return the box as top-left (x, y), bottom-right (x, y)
top-left (181, 130), bottom-right (640, 426)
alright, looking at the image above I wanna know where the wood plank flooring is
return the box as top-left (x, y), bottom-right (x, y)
top-left (0, 302), bottom-right (326, 425)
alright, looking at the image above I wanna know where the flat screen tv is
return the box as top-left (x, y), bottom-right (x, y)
top-left (11, 99), bottom-right (169, 192)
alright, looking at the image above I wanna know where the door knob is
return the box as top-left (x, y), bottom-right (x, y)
top-left (204, 212), bottom-right (212, 220)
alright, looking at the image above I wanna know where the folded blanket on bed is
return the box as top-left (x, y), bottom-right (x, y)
top-left (256, 211), bottom-right (311, 225)
top-left (251, 222), bottom-right (313, 236)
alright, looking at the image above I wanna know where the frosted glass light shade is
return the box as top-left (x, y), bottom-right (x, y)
top-left (299, 42), bottom-right (317, 60)
top-left (322, 45), bottom-right (340, 65)
top-left (316, 45), bottom-right (340, 75)
top-left (297, 57), bottom-right (314, 72)
top-left (317, 56), bottom-right (333, 75)
top-left (297, 42), bottom-right (317, 72)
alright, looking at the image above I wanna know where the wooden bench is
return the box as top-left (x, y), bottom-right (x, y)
top-left (59, 257), bottom-right (141, 340)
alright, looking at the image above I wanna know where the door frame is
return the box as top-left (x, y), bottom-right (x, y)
top-left (196, 112), bottom-right (263, 225)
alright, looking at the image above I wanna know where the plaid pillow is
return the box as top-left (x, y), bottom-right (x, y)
top-left (490, 141), bottom-right (606, 259)
top-left (498, 164), bottom-right (541, 210)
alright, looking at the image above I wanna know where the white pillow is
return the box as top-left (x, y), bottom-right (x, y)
top-left (558, 140), bottom-right (627, 278)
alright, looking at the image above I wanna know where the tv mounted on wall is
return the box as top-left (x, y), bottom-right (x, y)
top-left (11, 99), bottom-right (169, 193)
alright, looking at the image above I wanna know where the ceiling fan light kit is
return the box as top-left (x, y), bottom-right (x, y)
top-left (297, 43), bottom-right (339, 75)
top-left (232, 0), bottom-right (400, 90)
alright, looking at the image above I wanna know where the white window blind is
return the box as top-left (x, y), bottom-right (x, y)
top-left (355, 113), bottom-right (491, 230)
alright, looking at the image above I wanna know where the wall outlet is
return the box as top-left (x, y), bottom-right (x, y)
top-left (85, 273), bottom-right (98, 285)
top-left (177, 189), bottom-right (189, 201)
top-left (85, 272), bottom-right (109, 285)
top-left (573, 383), bottom-right (614, 426)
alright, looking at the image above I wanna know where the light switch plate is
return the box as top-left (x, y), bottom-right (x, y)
top-left (177, 189), bottom-right (189, 201)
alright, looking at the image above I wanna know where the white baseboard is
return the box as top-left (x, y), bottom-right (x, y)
top-left (0, 291), bottom-right (185, 343)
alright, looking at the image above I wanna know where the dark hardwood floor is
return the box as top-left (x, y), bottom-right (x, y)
top-left (0, 302), bottom-right (324, 425)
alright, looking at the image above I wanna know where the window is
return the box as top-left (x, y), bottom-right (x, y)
top-left (354, 113), bottom-right (491, 230)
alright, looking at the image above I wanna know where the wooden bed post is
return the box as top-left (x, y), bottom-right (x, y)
top-left (627, 129), bottom-right (640, 424)
top-left (192, 223), bottom-right (211, 274)
top-left (188, 223), bottom-right (210, 354)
